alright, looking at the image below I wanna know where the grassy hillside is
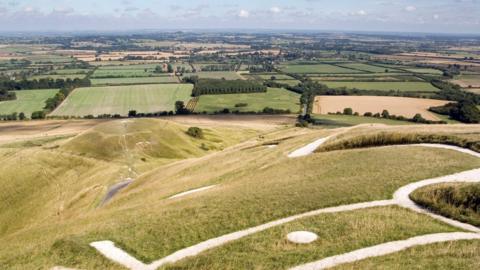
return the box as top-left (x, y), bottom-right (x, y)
top-left (316, 125), bottom-right (480, 153)
top-left (1, 120), bottom-right (479, 269)
top-left (411, 183), bottom-right (480, 227)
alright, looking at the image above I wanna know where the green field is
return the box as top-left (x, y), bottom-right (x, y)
top-left (0, 89), bottom-right (58, 116)
top-left (50, 69), bottom-right (90, 75)
top-left (31, 74), bottom-right (87, 80)
top-left (91, 76), bottom-right (178, 86)
top-left (337, 63), bottom-right (402, 73)
top-left (257, 74), bottom-right (295, 80)
top-left (322, 81), bottom-right (439, 92)
top-left (50, 84), bottom-right (192, 116)
top-left (278, 64), bottom-right (363, 74)
top-left (404, 68), bottom-right (443, 74)
top-left (92, 68), bottom-right (155, 78)
top-left (311, 114), bottom-right (413, 128)
top-left (182, 71), bottom-right (244, 80)
top-left (195, 88), bottom-right (300, 113)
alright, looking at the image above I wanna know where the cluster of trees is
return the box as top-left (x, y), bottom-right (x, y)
top-left (154, 64), bottom-right (174, 74)
top-left (430, 101), bottom-right (480, 123)
top-left (205, 107), bottom-right (291, 115)
top-left (191, 79), bottom-right (267, 97)
top-left (0, 77), bottom-right (91, 91)
top-left (429, 79), bottom-right (480, 104)
top-left (0, 89), bottom-right (16, 101)
top-left (0, 112), bottom-right (26, 121)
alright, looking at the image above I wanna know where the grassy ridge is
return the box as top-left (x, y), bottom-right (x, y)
top-left (411, 183), bottom-right (480, 227)
top-left (316, 126), bottom-right (480, 153)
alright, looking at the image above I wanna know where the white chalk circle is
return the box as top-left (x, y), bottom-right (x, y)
top-left (287, 231), bottom-right (318, 244)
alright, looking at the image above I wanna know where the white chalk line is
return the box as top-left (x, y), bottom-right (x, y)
top-left (168, 185), bottom-right (217, 199)
top-left (290, 232), bottom-right (480, 270)
top-left (88, 141), bottom-right (480, 270)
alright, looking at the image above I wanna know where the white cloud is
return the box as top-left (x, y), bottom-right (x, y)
top-left (23, 6), bottom-right (33, 12)
top-left (270, 6), bottom-right (281, 14)
top-left (405, 6), bottom-right (416, 12)
top-left (349, 10), bottom-right (367, 16)
top-left (238, 9), bottom-right (249, 18)
top-left (433, 14), bottom-right (440, 19)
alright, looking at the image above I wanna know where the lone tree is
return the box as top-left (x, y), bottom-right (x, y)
top-left (343, 107), bottom-right (353, 115)
top-left (167, 63), bottom-right (174, 73)
top-left (412, 113), bottom-right (425, 123)
top-left (175, 101), bottom-right (189, 115)
top-left (381, 110), bottom-right (390, 118)
top-left (128, 110), bottom-right (137, 118)
top-left (186, 127), bottom-right (204, 138)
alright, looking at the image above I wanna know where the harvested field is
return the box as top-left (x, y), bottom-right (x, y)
top-left (313, 96), bottom-right (449, 121)
top-left (451, 74), bottom-right (480, 88)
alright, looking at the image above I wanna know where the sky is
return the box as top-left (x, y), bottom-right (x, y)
top-left (0, 0), bottom-right (479, 34)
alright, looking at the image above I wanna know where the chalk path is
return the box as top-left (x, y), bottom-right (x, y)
top-left (89, 139), bottom-right (480, 270)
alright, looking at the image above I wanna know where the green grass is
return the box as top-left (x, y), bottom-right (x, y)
top-left (50, 69), bottom-right (90, 75)
top-left (91, 76), bottom-right (178, 86)
top-left (92, 68), bottom-right (156, 78)
top-left (1, 124), bottom-right (480, 268)
top-left (50, 84), bottom-right (192, 116)
top-left (311, 114), bottom-right (412, 128)
top-left (411, 183), bottom-right (480, 227)
top-left (182, 71), bottom-right (243, 80)
top-left (334, 240), bottom-right (480, 269)
top-left (31, 74), bottom-right (87, 80)
top-left (0, 89), bottom-right (58, 116)
top-left (257, 74), bottom-right (295, 80)
top-left (278, 64), bottom-right (363, 74)
top-left (195, 88), bottom-right (300, 113)
top-left (337, 63), bottom-right (402, 73)
top-left (166, 206), bottom-right (457, 270)
top-left (405, 68), bottom-right (443, 74)
top-left (322, 81), bottom-right (439, 92)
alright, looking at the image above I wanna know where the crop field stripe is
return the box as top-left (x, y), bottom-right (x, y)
top-left (50, 84), bottom-right (193, 116)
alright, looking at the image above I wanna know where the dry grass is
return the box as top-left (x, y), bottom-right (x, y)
top-left (1, 121), bottom-right (480, 269)
top-left (335, 240), bottom-right (480, 270)
top-left (165, 206), bottom-right (458, 270)
top-left (316, 124), bottom-right (480, 153)
top-left (411, 183), bottom-right (480, 227)
top-left (313, 96), bottom-right (449, 121)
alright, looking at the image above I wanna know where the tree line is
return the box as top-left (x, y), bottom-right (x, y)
top-left (182, 76), bottom-right (267, 97)
top-left (0, 77), bottom-right (91, 91)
